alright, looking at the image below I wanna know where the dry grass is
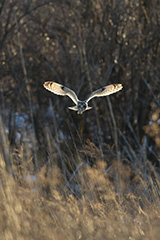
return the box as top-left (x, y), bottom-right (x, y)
top-left (0, 126), bottom-right (160, 240)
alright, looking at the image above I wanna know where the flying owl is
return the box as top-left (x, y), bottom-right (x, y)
top-left (44, 81), bottom-right (123, 114)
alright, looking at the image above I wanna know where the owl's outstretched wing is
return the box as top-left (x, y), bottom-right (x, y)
top-left (43, 81), bottom-right (79, 104)
top-left (86, 84), bottom-right (123, 103)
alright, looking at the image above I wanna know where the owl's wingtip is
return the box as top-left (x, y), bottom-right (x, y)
top-left (115, 83), bottom-right (123, 91)
top-left (43, 81), bottom-right (50, 88)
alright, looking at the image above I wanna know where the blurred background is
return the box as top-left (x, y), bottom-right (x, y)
top-left (0, 0), bottom-right (160, 239)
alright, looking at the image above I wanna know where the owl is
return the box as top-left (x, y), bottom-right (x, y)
top-left (44, 81), bottom-right (123, 114)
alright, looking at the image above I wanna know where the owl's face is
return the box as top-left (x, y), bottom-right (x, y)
top-left (77, 101), bottom-right (87, 114)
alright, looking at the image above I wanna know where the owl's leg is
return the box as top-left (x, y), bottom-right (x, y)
top-left (68, 106), bottom-right (78, 111)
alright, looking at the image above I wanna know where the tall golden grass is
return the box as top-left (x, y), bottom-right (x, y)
top-left (0, 116), bottom-right (160, 240)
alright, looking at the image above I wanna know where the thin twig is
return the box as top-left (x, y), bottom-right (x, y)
top-left (15, 12), bottom-right (38, 171)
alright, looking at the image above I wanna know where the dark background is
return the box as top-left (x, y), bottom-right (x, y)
top-left (0, 0), bottom-right (159, 169)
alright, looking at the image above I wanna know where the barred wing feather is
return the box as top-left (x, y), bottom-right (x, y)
top-left (43, 81), bottom-right (78, 104)
top-left (86, 84), bottom-right (123, 103)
